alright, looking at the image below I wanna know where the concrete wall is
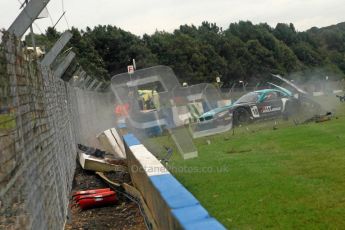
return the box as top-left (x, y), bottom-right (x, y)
top-left (0, 33), bottom-right (79, 229)
top-left (0, 31), bottom-right (119, 229)
top-left (123, 133), bottom-right (226, 230)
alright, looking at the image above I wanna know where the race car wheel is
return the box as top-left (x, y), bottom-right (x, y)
top-left (233, 107), bottom-right (250, 125)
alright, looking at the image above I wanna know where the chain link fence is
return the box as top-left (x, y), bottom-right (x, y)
top-left (0, 32), bottom-right (116, 229)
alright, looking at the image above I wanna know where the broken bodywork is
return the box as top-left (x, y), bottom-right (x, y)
top-left (196, 74), bottom-right (322, 129)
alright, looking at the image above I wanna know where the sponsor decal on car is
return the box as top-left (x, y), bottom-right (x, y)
top-left (250, 106), bottom-right (260, 118)
top-left (261, 106), bottom-right (281, 113)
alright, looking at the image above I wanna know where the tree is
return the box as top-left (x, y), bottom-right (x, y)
top-left (25, 20), bottom-right (345, 83)
top-left (292, 42), bottom-right (323, 66)
top-left (273, 23), bottom-right (298, 45)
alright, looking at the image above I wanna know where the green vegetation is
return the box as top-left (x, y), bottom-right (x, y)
top-left (165, 101), bottom-right (345, 229)
top-left (0, 114), bottom-right (16, 130)
top-left (26, 21), bottom-right (345, 83)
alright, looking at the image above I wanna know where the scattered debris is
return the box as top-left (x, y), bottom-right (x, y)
top-left (78, 144), bottom-right (106, 158)
top-left (73, 190), bottom-right (117, 210)
top-left (71, 143), bottom-right (155, 230)
top-left (72, 188), bottom-right (111, 200)
top-left (336, 94), bottom-right (345, 102)
top-left (78, 151), bottom-right (128, 172)
top-left (77, 144), bottom-right (127, 172)
top-left (315, 112), bottom-right (332, 123)
top-left (303, 112), bottom-right (333, 124)
top-left (97, 128), bottom-right (126, 159)
top-left (97, 171), bottom-right (131, 187)
top-left (64, 164), bottom-right (145, 230)
top-left (97, 175), bottom-right (158, 230)
top-left (160, 146), bottom-right (173, 164)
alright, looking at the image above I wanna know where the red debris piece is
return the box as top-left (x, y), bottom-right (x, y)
top-left (72, 188), bottom-right (111, 201)
top-left (75, 191), bottom-right (117, 210)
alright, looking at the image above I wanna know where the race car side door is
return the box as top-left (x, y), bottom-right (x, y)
top-left (257, 91), bottom-right (284, 118)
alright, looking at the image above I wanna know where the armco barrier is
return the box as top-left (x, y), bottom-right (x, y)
top-left (123, 133), bottom-right (226, 230)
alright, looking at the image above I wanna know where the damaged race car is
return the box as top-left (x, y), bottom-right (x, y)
top-left (197, 88), bottom-right (298, 126)
top-left (193, 74), bottom-right (322, 137)
top-left (229, 88), bottom-right (298, 124)
top-left (197, 75), bottom-right (322, 127)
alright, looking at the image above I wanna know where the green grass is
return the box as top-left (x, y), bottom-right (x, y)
top-left (165, 98), bottom-right (345, 229)
top-left (0, 114), bottom-right (16, 130)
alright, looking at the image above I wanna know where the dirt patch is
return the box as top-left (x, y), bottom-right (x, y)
top-left (226, 148), bottom-right (252, 154)
top-left (64, 164), bottom-right (146, 230)
top-left (103, 171), bottom-right (131, 184)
